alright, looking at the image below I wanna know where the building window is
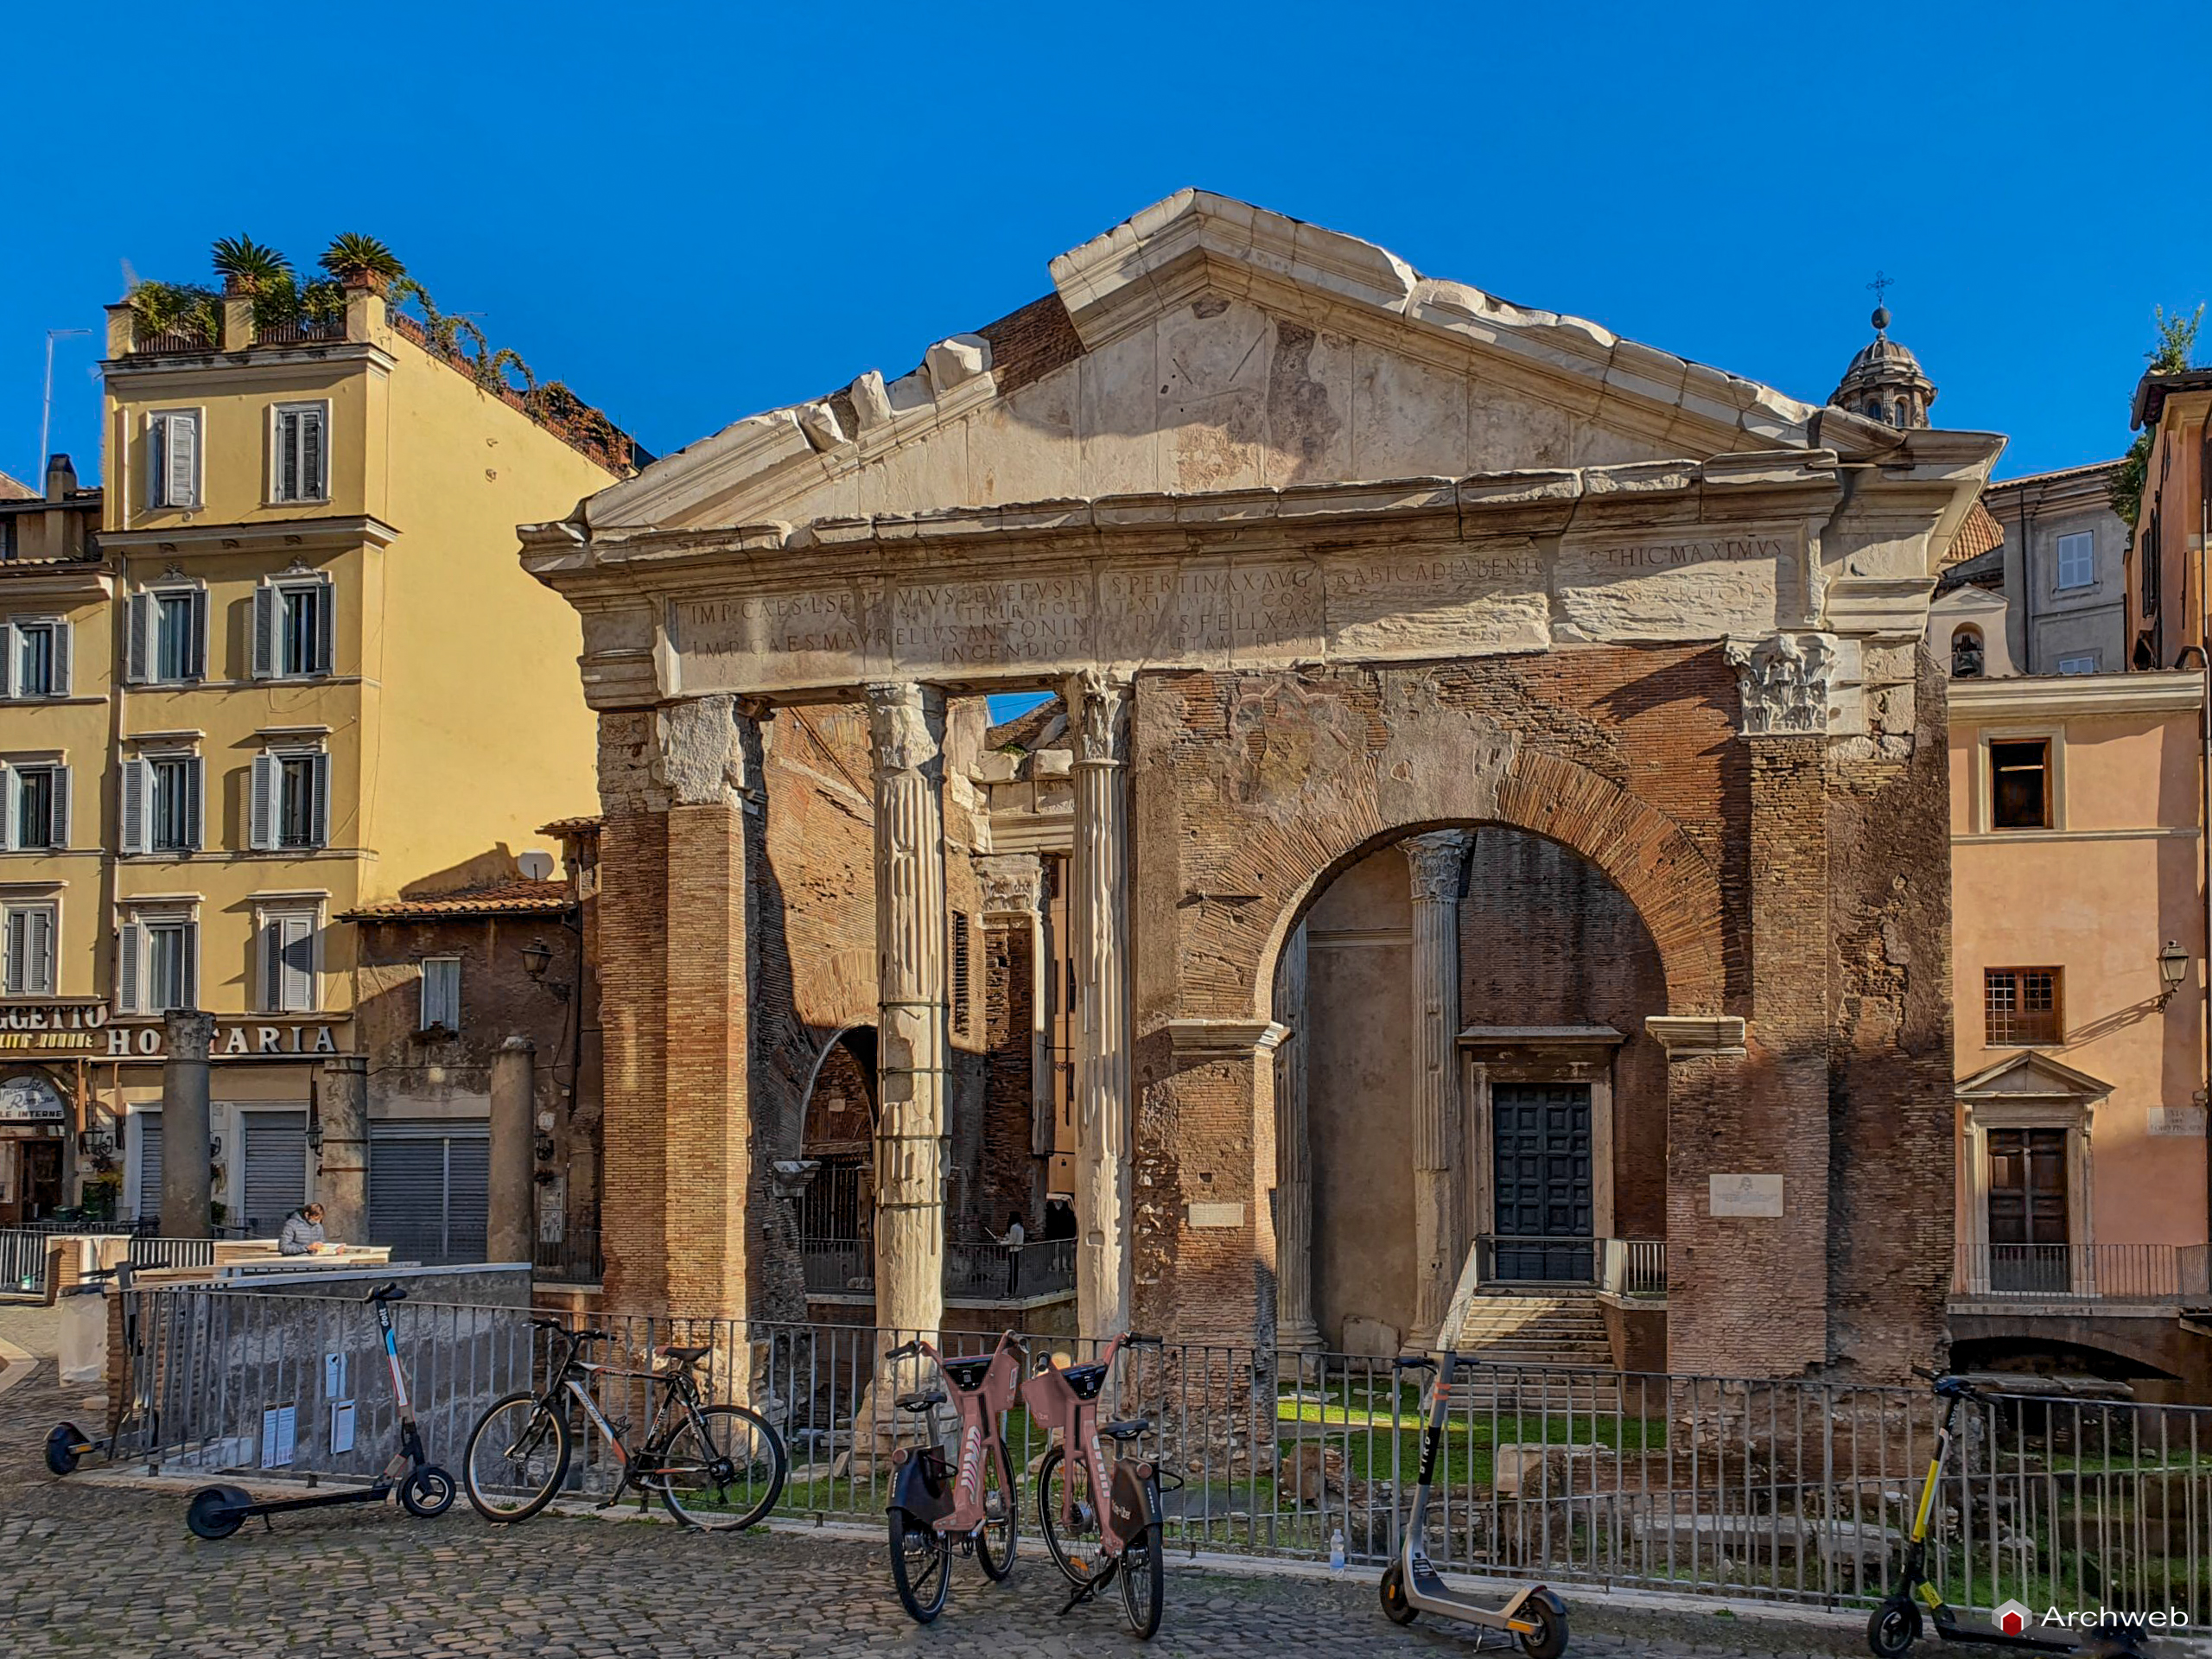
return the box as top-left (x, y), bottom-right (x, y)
top-left (4, 762), bottom-right (68, 850)
top-left (0, 517), bottom-right (15, 561)
top-left (1950, 626), bottom-right (1984, 679)
top-left (950, 912), bottom-right (971, 1036)
top-left (2, 901), bottom-right (56, 996)
top-left (1986, 967), bottom-right (2063, 1046)
top-left (118, 912), bottom-right (198, 1014)
top-left (3, 619), bottom-right (67, 699)
top-left (127, 587), bottom-right (207, 685)
top-left (123, 753), bottom-right (202, 855)
top-left (420, 957), bottom-right (461, 1033)
top-left (271, 403), bottom-right (328, 504)
top-left (253, 576), bottom-right (335, 679)
top-left (1986, 1126), bottom-right (2069, 1291)
top-left (257, 907), bottom-right (319, 1014)
top-left (2056, 654), bottom-right (2099, 676)
top-left (147, 410), bottom-right (200, 510)
top-left (2056, 531), bottom-right (2094, 592)
top-left (249, 748), bottom-right (329, 852)
top-left (1989, 739), bottom-right (2050, 830)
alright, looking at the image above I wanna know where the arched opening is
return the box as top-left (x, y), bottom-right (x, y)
top-left (1951, 624), bottom-right (1986, 679)
top-left (1277, 824), bottom-right (1669, 1358)
top-left (798, 1027), bottom-right (877, 1249)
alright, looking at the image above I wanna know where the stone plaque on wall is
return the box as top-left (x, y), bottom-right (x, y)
top-left (1709, 1173), bottom-right (1783, 1217)
top-left (2149, 1106), bottom-right (2207, 1137)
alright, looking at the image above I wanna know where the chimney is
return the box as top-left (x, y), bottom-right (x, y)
top-left (43, 454), bottom-right (75, 503)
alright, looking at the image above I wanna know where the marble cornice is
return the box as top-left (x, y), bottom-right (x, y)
top-left (526, 455), bottom-right (1849, 601)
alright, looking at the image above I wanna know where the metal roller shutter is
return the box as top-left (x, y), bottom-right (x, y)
top-left (369, 1120), bottom-right (489, 1264)
top-left (241, 1110), bottom-right (308, 1236)
top-left (136, 1114), bottom-right (162, 1229)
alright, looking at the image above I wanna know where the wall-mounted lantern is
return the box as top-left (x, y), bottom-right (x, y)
top-left (2158, 939), bottom-right (2191, 1007)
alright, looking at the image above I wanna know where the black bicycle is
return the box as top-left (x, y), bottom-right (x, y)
top-left (462, 1317), bottom-right (785, 1530)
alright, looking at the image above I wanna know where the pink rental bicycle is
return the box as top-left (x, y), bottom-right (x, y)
top-left (1020, 1331), bottom-right (1174, 1641)
top-left (882, 1330), bottom-right (1027, 1624)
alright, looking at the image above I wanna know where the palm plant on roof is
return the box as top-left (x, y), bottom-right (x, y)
top-left (318, 232), bottom-right (406, 289)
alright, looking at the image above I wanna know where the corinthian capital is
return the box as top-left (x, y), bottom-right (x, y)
top-left (976, 853), bottom-right (1045, 918)
top-left (1066, 668), bottom-right (1132, 766)
top-left (1402, 830), bottom-right (1471, 906)
top-left (865, 681), bottom-right (944, 776)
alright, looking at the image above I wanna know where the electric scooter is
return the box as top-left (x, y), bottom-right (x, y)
top-left (183, 1281), bottom-right (455, 1538)
top-left (46, 1262), bottom-right (149, 1477)
top-left (1867, 1370), bottom-right (2143, 1659)
top-left (1380, 1351), bottom-right (1570, 1656)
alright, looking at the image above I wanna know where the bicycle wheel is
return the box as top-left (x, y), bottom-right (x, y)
top-left (463, 1392), bottom-right (571, 1522)
top-left (975, 1437), bottom-right (1018, 1581)
top-left (889, 1505), bottom-right (951, 1624)
top-left (1036, 1444), bottom-right (1101, 1587)
top-left (1120, 1521), bottom-right (1164, 1640)
top-left (655, 1403), bottom-right (786, 1531)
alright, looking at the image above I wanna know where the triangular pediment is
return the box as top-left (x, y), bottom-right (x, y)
top-left (1956, 1051), bottom-right (2114, 1105)
top-left (582, 191), bottom-right (1871, 537)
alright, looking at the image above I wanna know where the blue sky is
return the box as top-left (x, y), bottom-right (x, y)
top-left (6, 1), bottom-right (2202, 494)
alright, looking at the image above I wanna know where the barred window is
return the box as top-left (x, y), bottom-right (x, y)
top-left (1986, 967), bottom-right (2062, 1046)
top-left (950, 912), bottom-right (971, 1036)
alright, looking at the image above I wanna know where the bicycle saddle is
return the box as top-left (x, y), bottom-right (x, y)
top-left (659, 1344), bottom-right (712, 1366)
top-left (896, 1389), bottom-right (945, 1412)
top-left (1102, 1418), bottom-right (1150, 1441)
top-left (1061, 1363), bottom-right (1109, 1400)
top-left (940, 1357), bottom-right (993, 1390)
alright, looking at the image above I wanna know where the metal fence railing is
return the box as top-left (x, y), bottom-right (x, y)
top-left (1477, 1236), bottom-right (1668, 1295)
top-left (534, 1225), bottom-right (602, 1286)
top-left (105, 1287), bottom-right (2212, 1617)
top-left (0, 1229), bottom-right (54, 1297)
top-left (800, 1236), bottom-right (1077, 1303)
top-left (1954, 1243), bottom-right (2211, 1303)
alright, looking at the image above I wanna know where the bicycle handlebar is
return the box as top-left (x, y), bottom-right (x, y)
top-left (886, 1339), bottom-right (921, 1361)
top-left (1393, 1356), bottom-right (1437, 1370)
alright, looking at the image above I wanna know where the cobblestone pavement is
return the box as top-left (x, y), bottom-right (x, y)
top-left (0, 1353), bottom-right (1876, 1659)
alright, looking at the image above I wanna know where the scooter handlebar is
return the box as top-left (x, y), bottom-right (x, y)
top-left (365, 1282), bottom-right (407, 1305)
top-left (1392, 1356), bottom-right (1437, 1370)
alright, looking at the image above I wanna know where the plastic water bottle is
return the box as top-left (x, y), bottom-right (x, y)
top-left (1329, 1528), bottom-right (1346, 1576)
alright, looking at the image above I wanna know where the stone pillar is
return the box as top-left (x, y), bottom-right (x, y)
top-left (316, 1054), bottom-right (369, 1244)
top-left (867, 682), bottom-right (949, 1344)
top-left (1067, 669), bottom-right (1134, 1339)
top-left (1403, 830), bottom-right (1471, 1351)
top-left (159, 1010), bottom-right (215, 1240)
top-left (659, 695), bottom-right (755, 1321)
top-left (489, 1036), bottom-right (535, 1267)
top-left (1274, 922), bottom-right (1319, 1351)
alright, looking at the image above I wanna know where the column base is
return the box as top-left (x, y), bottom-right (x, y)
top-left (1274, 1318), bottom-right (1322, 1352)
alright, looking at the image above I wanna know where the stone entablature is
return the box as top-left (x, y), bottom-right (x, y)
top-left (529, 454), bottom-right (1980, 714)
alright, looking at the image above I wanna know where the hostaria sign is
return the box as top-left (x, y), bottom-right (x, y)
top-left (0, 1003), bottom-right (346, 1059)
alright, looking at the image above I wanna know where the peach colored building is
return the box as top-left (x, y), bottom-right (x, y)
top-left (1947, 669), bottom-right (2211, 1396)
top-left (2125, 370), bottom-right (2211, 671)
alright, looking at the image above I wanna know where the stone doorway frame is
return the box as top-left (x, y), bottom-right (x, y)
top-left (1461, 1027), bottom-right (1624, 1286)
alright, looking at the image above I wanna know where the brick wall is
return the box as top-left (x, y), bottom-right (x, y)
top-left (980, 917), bottom-right (1043, 1233)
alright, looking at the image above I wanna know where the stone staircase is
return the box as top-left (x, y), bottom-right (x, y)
top-left (1455, 1287), bottom-right (1614, 1368)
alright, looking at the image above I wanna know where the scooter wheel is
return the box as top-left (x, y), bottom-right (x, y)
top-left (1517, 1592), bottom-right (1568, 1659)
top-left (1380, 1560), bottom-right (1419, 1626)
top-left (400, 1464), bottom-right (456, 1518)
top-left (44, 1422), bottom-right (85, 1477)
top-left (1867, 1598), bottom-right (1922, 1659)
top-left (186, 1484), bottom-right (251, 1541)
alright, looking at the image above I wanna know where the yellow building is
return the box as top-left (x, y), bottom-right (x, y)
top-left (0, 268), bottom-right (632, 1234)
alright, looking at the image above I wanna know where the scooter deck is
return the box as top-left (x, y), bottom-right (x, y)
top-left (1408, 1554), bottom-right (1542, 1632)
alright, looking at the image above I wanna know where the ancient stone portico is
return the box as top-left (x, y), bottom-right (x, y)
top-left (524, 190), bottom-right (1999, 1379)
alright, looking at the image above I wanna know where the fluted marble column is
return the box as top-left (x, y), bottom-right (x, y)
top-left (867, 682), bottom-right (950, 1344)
top-left (1274, 921), bottom-right (1319, 1351)
top-left (1403, 830), bottom-right (1471, 1350)
top-left (1068, 669), bottom-right (1134, 1338)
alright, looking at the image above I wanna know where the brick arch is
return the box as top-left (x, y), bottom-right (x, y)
top-left (1251, 747), bottom-right (1727, 1021)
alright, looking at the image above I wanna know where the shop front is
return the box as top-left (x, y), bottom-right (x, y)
top-left (0, 1071), bottom-right (71, 1225)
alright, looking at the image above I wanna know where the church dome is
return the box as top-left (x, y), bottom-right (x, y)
top-left (1828, 304), bottom-right (1937, 429)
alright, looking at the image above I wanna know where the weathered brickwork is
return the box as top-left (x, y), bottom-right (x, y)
top-left (980, 917), bottom-right (1043, 1230)
top-left (1130, 645), bottom-right (1948, 1377)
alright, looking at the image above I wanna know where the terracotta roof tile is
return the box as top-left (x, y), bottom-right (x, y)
top-left (539, 815), bottom-right (602, 837)
top-left (1942, 499), bottom-right (2005, 566)
top-left (339, 880), bottom-right (572, 923)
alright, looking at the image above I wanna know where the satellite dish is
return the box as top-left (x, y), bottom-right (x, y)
top-left (518, 851), bottom-right (555, 881)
